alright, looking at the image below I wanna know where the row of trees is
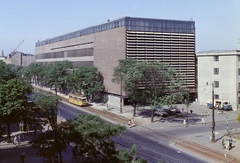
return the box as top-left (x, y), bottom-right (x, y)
top-left (112, 59), bottom-right (189, 122)
top-left (0, 60), bottom-right (148, 162)
top-left (23, 60), bottom-right (104, 101)
top-left (0, 57), bottom-right (190, 140)
top-left (0, 59), bottom-right (105, 142)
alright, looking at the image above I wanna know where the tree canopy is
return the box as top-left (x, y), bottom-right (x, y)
top-left (43, 60), bottom-right (74, 95)
top-left (0, 78), bottom-right (33, 142)
top-left (112, 59), bottom-right (189, 121)
top-left (0, 60), bottom-right (16, 84)
top-left (30, 92), bottom-right (67, 163)
top-left (67, 66), bottom-right (104, 101)
top-left (66, 114), bottom-right (146, 163)
top-left (23, 63), bottom-right (45, 85)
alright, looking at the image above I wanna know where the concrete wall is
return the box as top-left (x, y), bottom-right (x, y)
top-left (36, 27), bottom-right (126, 98)
top-left (197, 51), bottom-right (240, 111)
top-left (93, 26), bottom-right (126, 95)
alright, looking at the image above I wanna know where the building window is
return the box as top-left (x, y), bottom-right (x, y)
top-left (214, 81), bottom-right (219, 88)
top-left (238, 69), bottom-right (240, 75)
top-left (214, 68), bottom-right (219, 75)
top-left (238, 56), bottom-right (240, 61)
top-left (214, 94), bottom-right (219, 99)
top-left (214, 56), bottom-right (219, 61)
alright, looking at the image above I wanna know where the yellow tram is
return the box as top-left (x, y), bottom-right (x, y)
top-left (68, 93), bottom-right (87, 107)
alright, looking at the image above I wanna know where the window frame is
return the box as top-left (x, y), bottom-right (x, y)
top-left (214, 81), bottom-right (219, 88)
top-left (214, 68), bottom-right (219, 75)
top-left (214, 56), bottom-right (219, 61)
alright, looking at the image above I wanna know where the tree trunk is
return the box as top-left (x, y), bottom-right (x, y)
top-left (55, 88), bottom-right (58, 96)
top-left (133, 102), bottom-right (137, 117)
top-left (6, 122), bottom-right (11, 143)
top-left (151, 109), bottom-right (154, 123)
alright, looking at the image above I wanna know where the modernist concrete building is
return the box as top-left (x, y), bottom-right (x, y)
top-left (10, 51), bottom-right (35, 66)
top-left (197, 50), bottom-right (240, 111)
top-left (35, 16), bottom-right (196, 106)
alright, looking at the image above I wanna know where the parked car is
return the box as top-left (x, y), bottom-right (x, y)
top-left (154, 107), bottom-right (168, 116)
top-left (169, 106), bottom-right (181, 113)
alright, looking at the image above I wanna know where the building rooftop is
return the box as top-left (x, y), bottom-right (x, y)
top-left (36, 16), bottom-right (195, 47)
top-left (197, 50), bottom-right (240, 56)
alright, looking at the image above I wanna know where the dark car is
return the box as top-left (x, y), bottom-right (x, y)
top-left (169, 106), bottom-right (181, 113)
top-left (154, 107), bottom-right (168, 116)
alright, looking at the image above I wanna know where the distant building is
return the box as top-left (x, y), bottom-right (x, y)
top-left (10, 51), bottom-right (35, 66)
top-left (197, 50), bottom-right (240, 111)
top-left (36, 16), bottom-right (196, 106)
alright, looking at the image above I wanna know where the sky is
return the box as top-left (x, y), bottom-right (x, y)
top-left (0, 0), bottom-right (240, 56)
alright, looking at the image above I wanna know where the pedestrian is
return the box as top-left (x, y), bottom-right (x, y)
top-left (20, 150), bottom-right (26, 163)
top-left (225, 139), bottom-right (230, 151)
top-left (17, 135), bottom-right (21, 145)
top-left (222, 138), bottom-right (225, 149)
top-left (19, 121), bottom-right (24, 131)
top-left (182, 108), bottom-right (184, 112)
top-left (128, 120), bottom-right (131, 128)
top-left (183, 119), bottom-right (187, 127)
top-left (201, 116), bottom-right (205, 125)
top-left (13, 136), bottom-right (18, 147)
top-left (131, 118), bottom-right (135, 126)
top-left (229, 136), bottom-right (233, 150)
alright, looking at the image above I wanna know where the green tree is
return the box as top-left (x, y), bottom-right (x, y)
top-left (114, 59), bottom-right (188, 122)
top-left (114, 144), bottom-right (148, 163)
top-left (8, 64), bottom-right (25, 79)
top-left (112, 59), bottom-right (138, 113)
top-left (0, 60), bottom-right (16, 84)
top-left (43, 60), bottom-right (74, 95)
top-left (23, 63), bottom-right (45, 85)
top-left (30, 92), bottom-right (67, 163)
top-left (66, 114), bottom-right (146, 163)
top-left (67, 66), bottom-right (104, 101)
top-left (0, 78), bottom-right (32, 142)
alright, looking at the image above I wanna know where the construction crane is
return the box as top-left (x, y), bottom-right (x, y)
top-left (10, 40), bottom-right (24, 56)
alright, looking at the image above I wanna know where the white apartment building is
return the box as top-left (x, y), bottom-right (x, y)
top-left (197, 50), bottom-right (240, 111)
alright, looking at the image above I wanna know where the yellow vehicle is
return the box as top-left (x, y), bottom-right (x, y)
top-left (69, 94), bottom-right (87, 107)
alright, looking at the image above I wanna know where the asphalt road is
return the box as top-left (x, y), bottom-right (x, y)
top-left (59, 102), bottom-right (208, 163)
top-left (160, 120), bottom-right (239, 138)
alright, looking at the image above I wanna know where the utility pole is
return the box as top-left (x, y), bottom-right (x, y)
top-left (185, 99), bottom-right (189, 125)
top-left (226, 116), bottom-right (229, 136)
top-left (211, 83), bottom-right (216, 143)
top-left (120, 77), bottom-right (123, 113)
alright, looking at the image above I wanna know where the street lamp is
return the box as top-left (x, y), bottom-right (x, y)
top-left (211, 82), bottom-right (216, 143)
top-left (120, 77), bottom-right (123, 113)
top-left (185, 99), bottom-right (189, 125)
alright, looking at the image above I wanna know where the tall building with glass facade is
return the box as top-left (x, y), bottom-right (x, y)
top-left (35, 16), bottom-right (196, 105)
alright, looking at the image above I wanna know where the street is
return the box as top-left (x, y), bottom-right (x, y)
top-left (1, 101), bottom-right (239, 163)
top-left (59, 102), bottom-right (208, 163)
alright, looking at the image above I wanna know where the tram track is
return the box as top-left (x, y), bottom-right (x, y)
top-left (140, 125), bottom-right (240, 163)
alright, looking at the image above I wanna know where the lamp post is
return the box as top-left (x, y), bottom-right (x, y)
top-left (211, 82), bottom-right (216, 143)
top-left (226, 116), bottom-right (229, 136)
top-left (185, 99), bottom-right (189, 126)
top-left (120, 77), bottom-right (123, 113)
